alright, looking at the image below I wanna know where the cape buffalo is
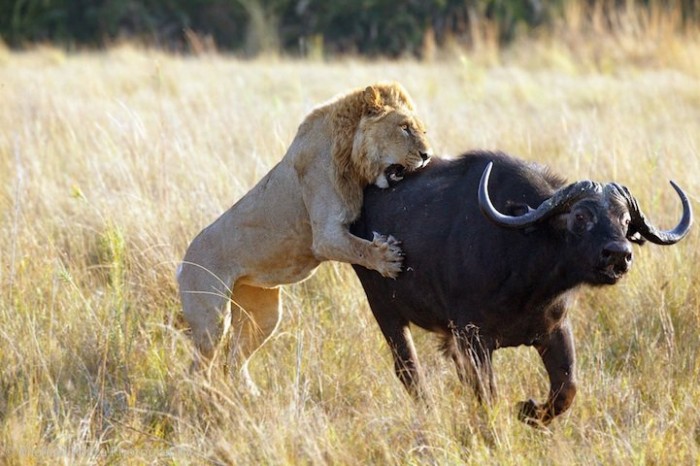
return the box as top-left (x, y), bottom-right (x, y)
top-left (350, 151), bottom-right (692, 426)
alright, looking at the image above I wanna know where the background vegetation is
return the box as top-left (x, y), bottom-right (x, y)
top-left (1, 3), bottom-right (700, 465)
top-left (2, 0), bottom-right (700, 56)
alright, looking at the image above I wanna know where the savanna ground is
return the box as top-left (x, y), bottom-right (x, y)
top-left (1, 27), bottom-right (700, 465)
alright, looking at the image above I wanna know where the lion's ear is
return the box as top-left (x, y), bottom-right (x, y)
top-left (363, 86), bottom-right (383, 116)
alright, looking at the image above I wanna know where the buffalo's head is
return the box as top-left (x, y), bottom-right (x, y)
top-left (478, 162), bottom-right (693, 285)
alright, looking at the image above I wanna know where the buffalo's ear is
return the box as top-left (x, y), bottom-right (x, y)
top-left (363, 86), bottom-right (383, 116)
top-left (504, 201), bottom-right (532, 217)
top-left (627, 230), bottom-right (646, 245)
top-left (505, 201), bottom-right (540, 234)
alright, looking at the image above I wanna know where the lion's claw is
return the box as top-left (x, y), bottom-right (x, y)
top-left (371, 231), bottom-right (404, 278)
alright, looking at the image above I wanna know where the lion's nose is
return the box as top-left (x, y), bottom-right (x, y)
top-left (420, 151), bottom-right (430, 162)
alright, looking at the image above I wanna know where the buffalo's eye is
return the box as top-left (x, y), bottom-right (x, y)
top-left (568, 207), bottom-right (596, 234)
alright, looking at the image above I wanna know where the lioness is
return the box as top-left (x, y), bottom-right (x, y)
top-left (178, 83), bottom-right (432, 391)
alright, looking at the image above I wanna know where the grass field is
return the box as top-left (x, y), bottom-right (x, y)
top-left (1, 33), bottom-right (699, 464)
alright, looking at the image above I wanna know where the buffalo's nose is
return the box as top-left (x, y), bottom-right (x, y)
top-left (601, 241), bottom-right (633, 267)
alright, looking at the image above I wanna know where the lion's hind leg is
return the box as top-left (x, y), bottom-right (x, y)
top-left (228, 283), bottom-right (282, 395)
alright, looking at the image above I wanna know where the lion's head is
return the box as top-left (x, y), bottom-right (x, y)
top-left (356, 86), bottom-right (432, 188)
top-left (328, 83), bottom-right (433, 220)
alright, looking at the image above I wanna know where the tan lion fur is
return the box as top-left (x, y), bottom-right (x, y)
top-left (177, 83), bottom-right (432, 391)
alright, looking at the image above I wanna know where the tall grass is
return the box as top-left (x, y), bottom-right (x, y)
top-left (1, 36), bottom-right (699, 464)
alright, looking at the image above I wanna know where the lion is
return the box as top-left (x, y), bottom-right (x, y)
top-left (177, 83), bottom-right (432, 391)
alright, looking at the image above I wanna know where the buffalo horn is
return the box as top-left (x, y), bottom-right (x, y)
top-left (478, 161), bottom-right (601, 229)
top-left (615, 182), bottom-right (693, 245)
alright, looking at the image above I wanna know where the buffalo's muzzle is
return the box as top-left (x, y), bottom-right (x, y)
top-left (601, 241), bottom-right (633, 275)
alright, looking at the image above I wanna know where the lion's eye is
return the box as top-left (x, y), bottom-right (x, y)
top-left (400, 123), bottom-right (410, 133)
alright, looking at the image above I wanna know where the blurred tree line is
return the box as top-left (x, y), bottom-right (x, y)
top-left (1, 0), bottom-right (699, 56)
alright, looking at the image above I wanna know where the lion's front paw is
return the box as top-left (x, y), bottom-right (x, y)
top-left (371, 231), bottom-right (404, 278)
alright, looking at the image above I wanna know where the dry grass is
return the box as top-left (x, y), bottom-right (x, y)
top-left (1, 35), bottom-right (699, 465)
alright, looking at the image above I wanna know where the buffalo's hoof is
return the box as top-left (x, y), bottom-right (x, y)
top-left (516, 399), bottom-right (549, 428)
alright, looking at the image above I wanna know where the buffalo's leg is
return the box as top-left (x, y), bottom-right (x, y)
top-left (449, 325), bottom-right (495, 404)
top-left (518, 318), bottom-right (577, 426)
top-left (373, 312), bottom-right (425, 400)
top-left (227, 283), bottom-right (282, 395)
